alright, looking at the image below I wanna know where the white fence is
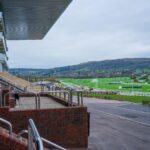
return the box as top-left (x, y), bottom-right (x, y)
top-left (119, 91), bottom-right (150, 97)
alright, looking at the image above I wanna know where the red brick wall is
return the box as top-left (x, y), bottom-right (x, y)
top-left (0, 107), bottom-right (88, 148)
top-left (0, 127), bottom-right (28, 150)
top-left (1, 89), bottom-right (9, 106)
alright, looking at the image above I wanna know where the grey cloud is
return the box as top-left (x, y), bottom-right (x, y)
top-left (7, 0), bottom-right (150, 68)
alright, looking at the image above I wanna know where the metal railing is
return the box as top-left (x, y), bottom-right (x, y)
top-left (33, 90), bottom-right (83, 108)
top-left (0, 117), bottom-right (66, 150)
top-left (75, 90), bottom-right (83, 106)
top-left (23, 92), bottom-right (38, 109)
top-left (28, 119), bottom-right (44, 150)
top-left (45, 91), bottom-right (72, 106)
top-left (47, 88), bottom-right (84, 107)
top-left (18, 119), bottom-right (66, 150)
top-left (49, 85), bottom-right (56, 91)
top-left (41, 137), bottom-right (66, 150)
top-left (0, 77), bottom-right (25, 92)
top-left (0, 90), bottom-right (2, 107)
top-left (0, 117), bottom-right (12, 134)
top-left (17, 129), bottom-right (28, 137)
top-left (0, 89), bottom-right (84, 109)
top-left (1, 91), bottom-right (38, 108)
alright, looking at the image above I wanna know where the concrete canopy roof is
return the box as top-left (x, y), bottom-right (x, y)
top-left (0, 0), bottom-right (72, 40)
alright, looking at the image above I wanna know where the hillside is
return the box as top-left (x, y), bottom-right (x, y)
top-left (10, 58), bottom-right (150, 78)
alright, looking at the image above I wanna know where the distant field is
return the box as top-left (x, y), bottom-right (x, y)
top-left (60, 77), bottom-right (150, 92)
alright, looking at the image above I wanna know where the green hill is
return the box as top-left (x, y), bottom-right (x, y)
top-left (10, 58), bottom-right (150, 78)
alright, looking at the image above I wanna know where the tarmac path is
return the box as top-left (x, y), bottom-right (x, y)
top-left (72, 97), bottom-right (150, 150)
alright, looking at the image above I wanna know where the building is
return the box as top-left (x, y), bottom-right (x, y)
top-left (0, 0), bottom-right (73, 71)
top-left (0, 1), bottom-right (89, 149)
top-left (0, 12), bottom-right (8, 72)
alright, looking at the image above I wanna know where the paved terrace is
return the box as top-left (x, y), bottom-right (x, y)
top-left (11, 96), bottom-right (65, 111)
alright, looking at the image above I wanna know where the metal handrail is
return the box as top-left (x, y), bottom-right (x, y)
top-left (28, 119), bottom-right (44, 150)
top-left (75, 90), bottom-right (84, 106)
top-left (3, 91), bottom-right (38, 109)
top-left (45, 91), bottom-right (71, 106)
top-left (0, 118), bottom-right (66, 150)
top-left (19, 119), bottom-right (66, 150)
top-left (49, 85), bottom-right (56, 91)
top-left (18, 129), bottom-right (67, 150)
top-left (17, 129), bottom-right (28, 138)
top-left (0, 90), bottom-right (2, 107)
top-left (36, 93), bottom-right (41, 109)
top-left (41, 137), bottom-right (66, 150)
top-left (0, 117), bottom-right (12, 135)
top-left (0, 76), bottom-right (24, 92)
top-left (22, 92), bottom-right (38, 109)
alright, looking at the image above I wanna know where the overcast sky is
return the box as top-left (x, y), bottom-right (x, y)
top-left (7, 0), bottom-right (150, 69)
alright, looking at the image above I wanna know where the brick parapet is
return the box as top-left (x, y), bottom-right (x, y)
top-left (0, 106), bottom-right (88, 148)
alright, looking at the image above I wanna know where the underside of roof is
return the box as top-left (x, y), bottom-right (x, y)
top-left (0, 0), bottom-right (72, 40)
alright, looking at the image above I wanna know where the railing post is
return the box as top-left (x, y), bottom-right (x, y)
top-left (28, 126), bottom-right (33, 150)
top-left (35, 94), bottom-right (38, 109)
top-left (37, 93), bottom-right (41, 109)
top-left (0, 90), bottom-right (2, 107)
top-left (77, 92), bottom-right (80, 106)
top-left (81, 91), bottom-right (83, 106)
top-left (59, 92), bottom-right (61, 98)
top-left (28, 119), bottom-right (44, 150)
top-left (64, 92), bottom-right (66, 101)
top-left (69, 90), bottom-right (73, 106)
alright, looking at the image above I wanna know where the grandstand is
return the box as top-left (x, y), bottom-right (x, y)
top-left (0, 0), bottom-right (73, 91)
top-left (0, 0), bottom-right (74, 92)
top-left (0, 72), bottom-right (30, 91)
top-left (0, 12), bottom-right (8, 72)
top-left (0, 1), bottom-right (89, 150)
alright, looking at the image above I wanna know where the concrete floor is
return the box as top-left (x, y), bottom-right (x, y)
top-left (71, 98), bottom-right (150, 150)
top-left (12, 96), bottom-right (65, 110)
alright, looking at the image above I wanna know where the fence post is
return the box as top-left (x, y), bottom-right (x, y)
top-left (81, 91), bottom-right (83, 106)
top-left (28, 126), bottom-right (33, 150)
top-left (69, 90), bottom-right (73, 106)
top-left (77, 92), bottom-right (80, 106)
top-left (59, 92), bottom-right (61, 98)
top-left (64, 92), bottom-right (66, 101)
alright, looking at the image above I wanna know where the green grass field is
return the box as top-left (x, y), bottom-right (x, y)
top-left (60, 77), bottom-right (150, 92)
top-left (83, 93), bottom-right (150, 103)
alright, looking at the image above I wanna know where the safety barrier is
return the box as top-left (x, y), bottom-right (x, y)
top-left (0, 117), bottom-right (66, 150)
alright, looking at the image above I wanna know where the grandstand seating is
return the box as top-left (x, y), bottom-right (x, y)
top-left (0, 72), bottom-right (30, 91)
